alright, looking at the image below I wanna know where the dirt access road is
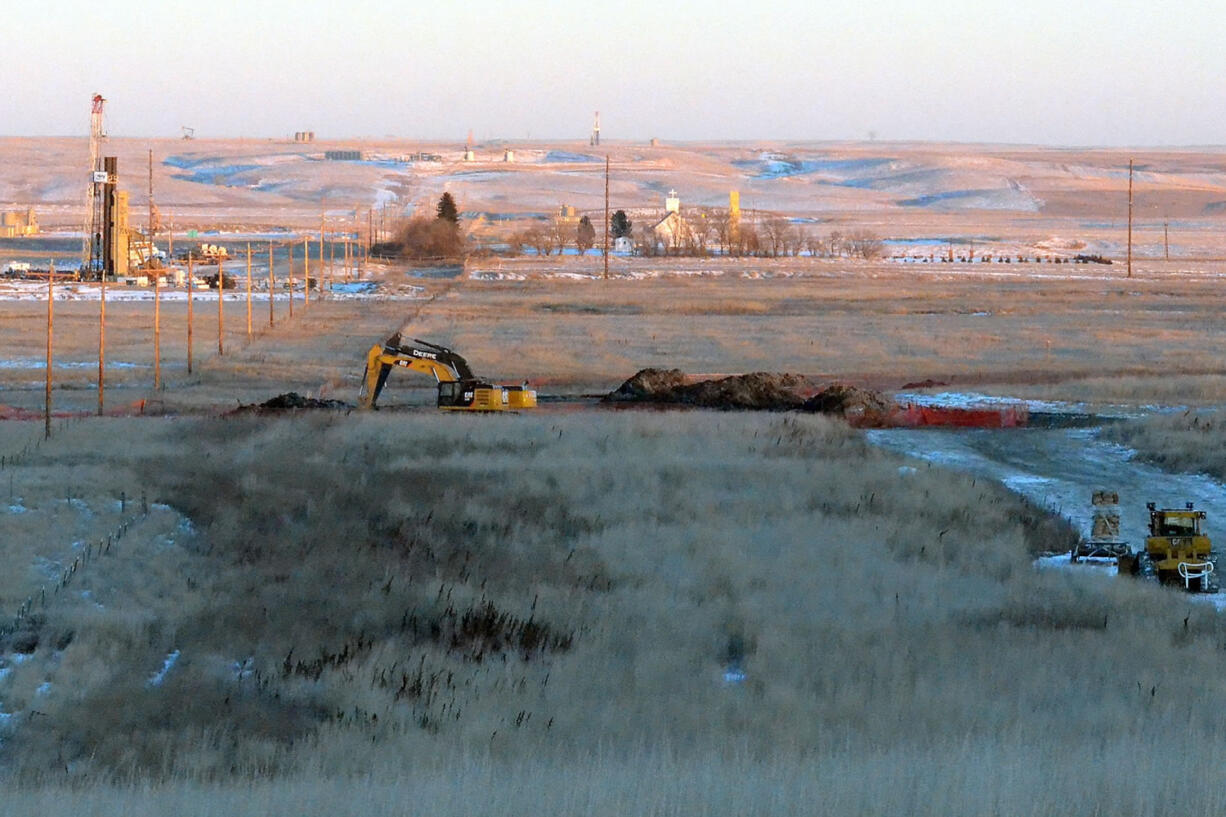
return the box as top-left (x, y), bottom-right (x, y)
top-left (868, 422), bottom-right (1226, 561)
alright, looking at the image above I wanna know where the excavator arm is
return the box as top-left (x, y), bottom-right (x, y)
top-left (359, 334), bottom-right (476, 409)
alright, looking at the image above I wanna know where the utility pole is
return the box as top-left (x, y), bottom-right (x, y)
top-left (1127, 158), bottom-right (1134, 279)
top-left (268, 241), bottom-right (275, 327)
top-left (603, 155), bottom-right (610, 281)
top-left (288, 242), bottom-right (295, 318)
top-left (319, 215), bottom-right (326, 295)
top-left (150, 149), bottom-right (161, 391)
top-left (147, 147), bottom-right (155, 231)
top-left (45, 262), bottom-right (53, 439)
top-left (187, 255), bottom-right (194, 374)
top-left (217, 256), bottom-right (224, 356)
top-left (1164, 220), bottom-right (1170, 261)
top-left (153, 264), bottom-right (161, 390)
top-left (303, 237), bottom-right (311, 308)
top-left (148, 147), bottom-right (155, 255)
top-left (245, 242), bottom-right (253, 340)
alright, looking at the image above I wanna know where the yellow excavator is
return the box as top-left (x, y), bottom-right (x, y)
top-left (359, 333), bottom-right (537, 411)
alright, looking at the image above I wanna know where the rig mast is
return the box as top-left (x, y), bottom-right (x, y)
top-left (82, 94), bottom-right (107, 276)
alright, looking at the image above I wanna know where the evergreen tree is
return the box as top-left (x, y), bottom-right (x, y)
top-left (436, 192), bottom-right (459, 224)
top-left (611, 209), bottom-right (632, 239)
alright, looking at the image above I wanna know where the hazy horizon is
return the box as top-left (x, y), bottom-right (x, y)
top-left (3, 0), bottom-right (1224, 146)
top-left (7, 137), bottom-right (1226, 153)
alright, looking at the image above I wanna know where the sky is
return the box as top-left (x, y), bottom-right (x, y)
top-left (2, 0), bottom-right (1224, 145)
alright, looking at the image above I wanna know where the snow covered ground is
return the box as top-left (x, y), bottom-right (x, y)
top-left (469, 266), bottom-right (731, 282)
top-left (893, 390), bottom-right (1089, 414)
top-left (893, 390), bottom-right (1187, 420)
top-left (0, 496), bottom-right (194, 733)
top-left (0, 358), bottom-right (147, 370)
top-left (0, 279), bottom-right (422, 302)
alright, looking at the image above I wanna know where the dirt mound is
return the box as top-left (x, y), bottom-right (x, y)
top-left (604, 368), bottom-right (689, 402)
top-left (605, 369), bottom-right (818, 411)
top-left (900, 378), bottom-right (948, 390)
top-left (680, 372), bottom-right (807, 410)
top-left (605, 369), bottom-right (806, 410)
top-left (605, 369), bottom-right (899, 422)
top-left (232, 392), bottom-right (352, 415)
top-left (802, 384), bottom-right (898, 426)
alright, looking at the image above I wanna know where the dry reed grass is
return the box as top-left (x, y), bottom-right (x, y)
top-left (1105, 410), bottom-right (1226, 479)
top-left (1, 410), bottom-right (1223, 815)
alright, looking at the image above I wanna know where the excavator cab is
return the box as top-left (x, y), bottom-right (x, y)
top-left (437, 380), bottom-right (464, 407)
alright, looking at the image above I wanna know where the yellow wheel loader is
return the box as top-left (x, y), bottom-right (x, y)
top-left (1119, 503), bottom-right (1217, 593)
top-left (359, 333), bottom-right (537, 411)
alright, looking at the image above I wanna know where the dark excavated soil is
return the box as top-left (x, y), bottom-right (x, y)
top-left (604, 369), bottom-right (804, 410)
top-left (604, 368), bottom-right (898, 424)
top-left (231, 392), bottom-right (352, 415)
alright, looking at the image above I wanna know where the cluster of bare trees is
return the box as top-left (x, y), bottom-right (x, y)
top-left (373, 193), bottom-right (466, 260)
top-left (391, 217), bottom-right (465, 259)
top-left (834, 229), bottom-right (886, 260)
top-left (496, 206), bottom-right (884, 260)
top-left (510, 215), bottom-right (600, 256)
top-left (512, 222), bottom-right (571, 256)
top-left (631, 210), bottom-right (884, 260)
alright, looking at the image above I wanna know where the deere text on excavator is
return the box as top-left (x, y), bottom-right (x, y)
top-left (359, 334), bottom-right (537, 411)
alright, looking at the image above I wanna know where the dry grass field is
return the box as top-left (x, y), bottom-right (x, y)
top-left (1106, 410), bottom-right (1226, 480)
top-left (5, 410), bottom-right (1226, 816)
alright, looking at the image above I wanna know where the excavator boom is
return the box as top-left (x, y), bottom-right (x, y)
top-left (359, 333), bottom-right (536, 411)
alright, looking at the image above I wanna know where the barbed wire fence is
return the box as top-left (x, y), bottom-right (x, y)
top-left (0, 412), bottom-right (91, 472)
top-left (0, 489), bottom-right (153, 639)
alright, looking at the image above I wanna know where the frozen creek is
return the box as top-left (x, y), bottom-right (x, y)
top-left (866, 424), bottom-right (1226, 573)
